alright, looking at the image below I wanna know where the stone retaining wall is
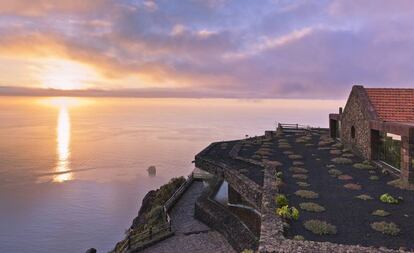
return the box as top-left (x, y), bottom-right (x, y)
top-left (194, 180), bottom-right (258, 252)
top-left (195, 156), bottom-right (263, 210)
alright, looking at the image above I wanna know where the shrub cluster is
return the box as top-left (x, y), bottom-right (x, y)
top-left (276, 205), bottom-right (300, 220)
top-left (295, 190), bottom-right (319, 199)
top-left (371, 221), bottom-right (400, 236)
top-left (379, 193), bottom-right (400, 204)
top-left (303, 220), bottom-right (337, 235)
top-left (275, 194), bottom-right (289, 207)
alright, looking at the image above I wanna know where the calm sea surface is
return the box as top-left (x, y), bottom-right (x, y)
top-left (0, 97), bottom-right (343, 252)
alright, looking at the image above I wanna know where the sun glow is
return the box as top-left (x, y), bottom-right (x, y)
top-left (39, 58), bottom-right (99, 90)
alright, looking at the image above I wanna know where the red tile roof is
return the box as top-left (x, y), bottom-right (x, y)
top-left (365, 88), bottom-right (414, 123)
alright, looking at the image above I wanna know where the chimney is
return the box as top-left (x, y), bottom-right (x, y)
top-left (339, 107), bottom-right (343, 114)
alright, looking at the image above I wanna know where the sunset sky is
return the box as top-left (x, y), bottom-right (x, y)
top-left (1, 0), bottom-right (414, 98)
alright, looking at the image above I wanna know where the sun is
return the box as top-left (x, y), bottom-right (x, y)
top-left (39, 58), bottom-right (99, 90)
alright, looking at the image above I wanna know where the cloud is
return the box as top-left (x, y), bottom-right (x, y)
top-left (0, 0), bottom-right (414, 98)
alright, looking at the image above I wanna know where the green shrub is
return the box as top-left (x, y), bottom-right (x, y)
top-left (372, 209), bottom-right (390, 217)
top-left (355, 194), bottom-right (373, 200)
top-left (331, 157), bottom-right (353, 164)
top-left (276, 171), bottom-right (283, 179)
top-left (303, 220), bottom-right (337, 235)
top-left (371, 221), bottom-right (400, 236)
top-left (369, 175), bottom-right (379, 180)
top-left (380, 193), bottom-right (399, 204)
top-left (295, 190), bottom-right (319, 199)
top-left (353, 163), bottom-right (374, 170)
top-left (299, 202), bottom-right (325, 212)
top-left (241, 250), bottom-right (254, 253)
top-left (275, 194), bottom-right (289, 207)
top-left (276, 205), bottom-right (300, 220)
top-left (289, 167), bottom-right (308, 174)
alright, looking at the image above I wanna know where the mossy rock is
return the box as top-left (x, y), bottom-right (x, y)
top-left (355, 194), bottom-right (373, 200)
top-left (328, 169), bottom-right (343, 177)
top-left (303, 220), bottom-right (337, 235)
top-left (372, 209), bottom-right (390, 217)
top-left (331, 157), bottom-right (353, 164)
top-left (295, 190), bottom-right (319, 199)
top-left (371, 221), bottom-right (400, 236)
top-left (299, 202), bottom-right (325, 212)
top-left (353, 163), bottom-right (374, 170)
top-left (292, 174), bottom-right (308, 180)
top-left (289, 167), bottom-right (308, 174)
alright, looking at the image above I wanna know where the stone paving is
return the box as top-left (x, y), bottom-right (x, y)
top-left (141, 181), bottom-right (235, 253)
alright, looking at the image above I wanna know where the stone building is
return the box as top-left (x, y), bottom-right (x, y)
top-left (329, 85), bottom-right (414, 184)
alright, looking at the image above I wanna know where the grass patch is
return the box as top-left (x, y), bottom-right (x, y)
top-left (295, 190), bottom-right (319, 199)
top-left (371, 222), bottom-right (400, 236)
top-left (344, 183), bottom-right (362, 190)
top-left (330, 149), bottom-right (342, 155)
top-left (289, 167), bottom-right (308, 174)
top-left (372, 209), bottom-right (390, 217)
top-left (293, 161), bottom-right (304, 166)
top-left (293, 235), bottom-right (305, 241)
top-left (288, 154), bottom-right (303, 160)
top-left (355, 194), bottom-right (373, 200)
top-left (328, 169), bottom-right (343, 177)
top-left (292, 174), bottom-right (308, 180)
top-left (338, 174), bottom-right (353, 180)
top-left (353, 163), bottom-right (374, 170)
top-left (299, 202), bottom-right (325, 212)
top-left (369, 175), bottom-right (379, 181)
top-left (331, 157), bottom-right (353, 164)
top-left (303, 220), bottom-right (337, 235)
top-left (297, 181), bottom-right (310, 187)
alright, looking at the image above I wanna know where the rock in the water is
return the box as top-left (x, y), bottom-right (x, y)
top-left (147, 165), bottom-right (156, 176)
top-left (85, 248), bottom-right (97, 253)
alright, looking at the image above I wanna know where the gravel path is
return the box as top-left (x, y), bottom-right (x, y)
top-left (141, 181), bottom-right (235, 253)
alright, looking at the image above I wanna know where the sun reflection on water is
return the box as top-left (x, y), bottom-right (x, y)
top-left (54, 104), bottom-right (72, 182)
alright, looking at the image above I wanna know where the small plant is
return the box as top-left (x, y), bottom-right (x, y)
top-left (342, 153), bottom-right (354, 158)
top-left (328, 169), bottom-right (343, 177)
top-left (338, 174), bottom-right (353, 180)
top-left (276, 205), bottom-right (300, 220)
top-left (276, 171), bottom-right (283, 179)
top-left (299, 202), bottom-right (325, 212)
top-left (331, 157), bottom-right (353, 164)
top-left (292, 174), bottom-right (308, 180)
top-left (369, 175), bottom-right (379, 180)
top-left (372, 209), bottom-right (390, 217)
top-left (288, 154), bottom-right (303, 160)
top-left (293, 235), bottom-right (305, 241)
top-left (283, 150), bottom-right (294, 155)
top-left (326, 164), bottom-right (336, 169)
top-left (289, 167), bottom-right (308, 174)
top-left (344, 183), bottom-right (362, 190)
top-left (380, 193), bottom-right (399, 204)
top-left (297, 181), bottom-right (310, 187)
top-left (371, 221), bottom-right (400, 236)
top-left (353, 163), bottom-right (374, 170)
top-left (303, 220), bottom-right (337, 235)
top-left (355, 194), bottom-right (373, 200)
top-left (295, 190), bottom-right (319, 199)
top-left (275, 194), bottom-right (289, 207)
top-left (241, 250), bottom-right (254, 253)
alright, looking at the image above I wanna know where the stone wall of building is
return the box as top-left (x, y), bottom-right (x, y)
top-left (340, 87), bottom-right (374, 159)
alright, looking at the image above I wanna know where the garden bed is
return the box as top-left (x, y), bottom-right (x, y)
top-left (242, 130), bottom-right (414, 250)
